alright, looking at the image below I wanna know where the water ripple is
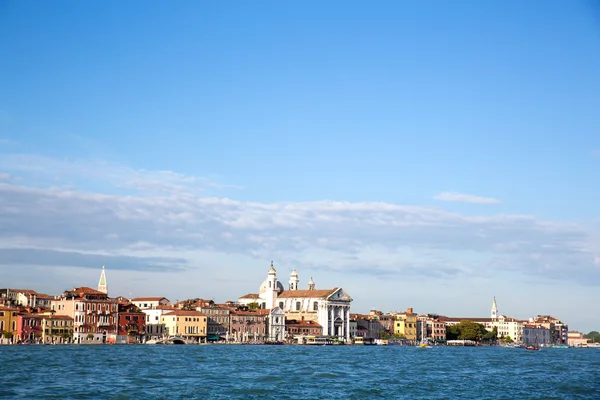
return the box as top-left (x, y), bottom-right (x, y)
top-left (1, 345), bottom-right (599, 399)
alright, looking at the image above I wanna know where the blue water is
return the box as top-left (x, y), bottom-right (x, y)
top-left (1, 345), bottom-right (599, 399)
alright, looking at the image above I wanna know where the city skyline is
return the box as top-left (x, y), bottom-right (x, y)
top-left (1, 1), bottom-right (599, 332)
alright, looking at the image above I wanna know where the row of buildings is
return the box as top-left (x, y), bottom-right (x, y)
top-left (0, 263), bottom-right (587, 346)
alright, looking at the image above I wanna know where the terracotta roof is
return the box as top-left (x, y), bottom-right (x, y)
top-left (70, 287), bottom-right (106, 295)
top-left (239, 293), bottom-right (260, 299)
top-left (277, 288), bottom-right (338, 299)
top-left (9, 289), bottom-right (38, 295)
top-left (286, 320), bottom-right (322, 328)
top-left (162, 310), bottom-right (206, 317)
top-left (131, 297), bottom-right (168, 302)
top-left (0, 306), bottom-right (19, 311)
top-left (231, 310), bottom-right (269, 316)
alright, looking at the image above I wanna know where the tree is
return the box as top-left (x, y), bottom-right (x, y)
top-left (457, 320), bottom-right (484, 342)
top-left (247, 302), bottom-right (259, 310)
top-left (584, 331), bottom-right (600, 343)
top-left (504, 335), bottom-right (514, 343)
top-left (446, 325), bottom-right (460, 340)
top-left (483, 326), bottom-right (498, 342)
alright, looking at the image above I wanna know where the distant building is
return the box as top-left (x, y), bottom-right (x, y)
top-left (267, 307), bottom-right (286, 342)
top-left (238, 262), bottom-right (352, 341)
top-left (117, 302), bottom-right (146, 344)
top-left (160, 310), bottom-right (207, 343)
top-left (52, 267), bottom-right (119, 343)
top-left (131, 297), bottom-right (171, 310)
top-left (229, 308), bottom-right (269, 343)
top-left (285, 318), bottom-right (323, 342)
top-left (393, 308), bottom-right (418, 343)
top-left (522, 324), bottom-right (551, 346)
top-left (568, 331), bottom-right (589, 347)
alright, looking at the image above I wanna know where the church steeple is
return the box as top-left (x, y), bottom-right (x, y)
top-left (98, 266), bottom-right (107, 294)
top-left (491, 296), bottom-right (498, 320)
top-left (289, 268), bottom-right (299, 290)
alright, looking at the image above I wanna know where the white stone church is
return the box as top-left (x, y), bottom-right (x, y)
top-left (238, 262), bottom-right (353, 341)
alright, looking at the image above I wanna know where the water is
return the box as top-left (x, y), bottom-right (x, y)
top-left (1, 345), bottom-right (599, 399)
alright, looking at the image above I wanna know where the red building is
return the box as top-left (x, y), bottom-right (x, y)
top-left (286, 319), bottom-right (322, 338)
top-left (17, 314), bottom-right (43, 343)
top-left (117, 302), bottom-right (146, 343)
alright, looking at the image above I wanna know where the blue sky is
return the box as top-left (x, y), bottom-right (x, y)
top-left (1, 1), bottom-right (599, 331)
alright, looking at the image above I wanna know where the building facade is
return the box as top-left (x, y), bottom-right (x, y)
top-left (238, 262), bottom-right (352, 341)
top-left (161, 310), bottom-right (207, 343)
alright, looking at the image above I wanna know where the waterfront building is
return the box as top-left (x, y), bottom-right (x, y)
top-left (52, 267), bottom-right (119, 343)
top-left (117, 302), bottom-right (146, 344)
top-left (229, 308), bottom-right (269, 343)
top-left (393, 308), bottom-right (418, 343)
top-left (238, 262), bottom-right (353, 341)
top-left (266, 307), bottom-right (286, 342)
top-left (522, 324), bottom-right (551, 346)
top-left (161, 310), bottom-right (207, 343)
top-left (194, 299), bottom-right (231, 342)
top-left (141, 305), bottom-right (173, 340)
top-left (131, 297), bottom-right (171, 310)
top-left (41, 314), bottom-right (74, 344)
top-left (567, 331), bottom-right (590, 347)
top-left (17, 314), bottom-right (43, 343)
top-left (352, 311), bottom-right (394, 340)
top-left (529, 315), bottom-right (568, 345)
top-left (17, 312), bottom-right (74, 344)
top-left (416, 314), bottom-right (446, 343)
top-left (0, 306), bottom-right (19, 343)
top-left (285, 319), bottom-right (322, 343)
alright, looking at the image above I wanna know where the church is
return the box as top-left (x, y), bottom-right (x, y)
top-left (238, 262), bottom-right (353, 341)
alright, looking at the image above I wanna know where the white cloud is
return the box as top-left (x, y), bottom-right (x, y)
top-left (433, 191), bottom-right (501, 204)
top-left (0, 154), bottom-right (242, 195)
top-left (2, 154), bottom-right (599, 330)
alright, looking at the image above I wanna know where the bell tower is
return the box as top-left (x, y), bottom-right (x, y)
top-left (491, 297), bottom-right (498, 320)
top-left (98, 265), bottom-right (108, 294)
top-left (289, 268), bottom-right (299, 290)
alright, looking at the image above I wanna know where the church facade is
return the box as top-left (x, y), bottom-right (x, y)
top-left (238, 262), bottom-right (353, 341)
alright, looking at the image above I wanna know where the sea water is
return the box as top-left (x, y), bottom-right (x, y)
top-left (1, 345), bottom-right (599, 399)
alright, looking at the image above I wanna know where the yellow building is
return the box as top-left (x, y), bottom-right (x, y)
top-left (161, 310), bottom-right (207, 343)
top-left (42, 315), bottom-right (74, 344)
top-left (394, 307), bottom-right (417, 342)
top-left (0, 306), bottom-right (18, 342)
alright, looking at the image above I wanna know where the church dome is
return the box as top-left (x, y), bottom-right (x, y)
top-left (259, 279), bottom-right (284, 294)
top-left (290, 268), bottom-right (298, 277)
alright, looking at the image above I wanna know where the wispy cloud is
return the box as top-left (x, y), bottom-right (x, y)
top-left (433, 191), bottom-right (501, 204)
top-left (0, 154), bottom-right (242, 194)
top-left (0, 180), bottom-right (596, 286)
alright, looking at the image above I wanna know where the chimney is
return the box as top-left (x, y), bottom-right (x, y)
top-left (407, 307), bottom-right (413, 314)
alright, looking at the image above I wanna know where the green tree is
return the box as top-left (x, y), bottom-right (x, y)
top-left (457, 320), bottom-right (484, 342)
top-left (247, 302), bottom-right (260, 310)
top-left (584, 331), bottom-right (600, 343)
top-left (446, 325), bottom-right (460, 340)
top-left (483, 326), bottom-right (498, 342)
top-left (504, 335), bottom-right (514, 343)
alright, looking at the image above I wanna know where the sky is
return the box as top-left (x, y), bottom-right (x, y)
top-left (1, 0), bottom-right (599, 332)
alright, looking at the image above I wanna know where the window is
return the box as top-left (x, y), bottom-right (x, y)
top-left (279, 302), bottom-right (284, 309)
top-left (313, 302), bottom-right (318, 311)
top-left (296, 302), bottom-right (301, 311)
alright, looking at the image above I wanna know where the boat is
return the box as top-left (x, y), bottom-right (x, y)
top-left (551, 345), bottom-right (569, 349)
top-left (525, 345), bottom-right (539, 351)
